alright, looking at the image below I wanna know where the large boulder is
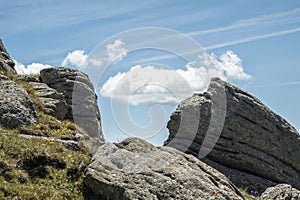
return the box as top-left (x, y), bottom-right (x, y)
top-left (261, 184), bottom-right (300, 200)
top-left (165, 78), bottom-right (300, 195)
top-left (0, 75), bottom-right (37, 128)
top-left (40, 67), bottom-right (103, 140)
top-left (30, 82), bottom-right (68, 120)
top-left (0, 39), bottom-right (17, 74)
top-left (84, 137), bottom-right (244, 200)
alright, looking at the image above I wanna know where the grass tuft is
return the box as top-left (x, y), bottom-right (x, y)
top-left (0, 133), bottom-right (91, 199)
top-left (239, 189), bottom-right (262, 200)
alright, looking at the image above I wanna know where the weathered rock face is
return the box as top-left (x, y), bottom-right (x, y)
top-left (17, 74), bottom-right (40, 82)
top-left (84, 137), bottom-right (244, 200)
top-left (0, 39), bottom-right (17, 74)
top-left (0, 75), bottom-right (37, 128)
top-left (261, 184), bottom-right (300, 200)
top-left (30, 82), bottom-right (68, 120)
top-left (165, 78), bottom-right (300, 195)
top-left (40, 67), bottom-right (103, 140)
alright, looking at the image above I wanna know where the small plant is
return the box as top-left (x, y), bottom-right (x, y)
top-left (239, 188), bottom-right (262, 200)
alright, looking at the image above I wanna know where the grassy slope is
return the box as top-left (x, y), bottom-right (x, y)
top-left (0, 71), bottom-right (91, 199)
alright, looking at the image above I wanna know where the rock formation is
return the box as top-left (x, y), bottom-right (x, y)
top-left (0, 39), bottom-right (103, 142)
top-left (0, 39), bottom-right (17, 74)
top-left (0, 75), bottom-right (37, 128)
top-left (261, 184), bottom-right (300, 200)
top-left (2, 37), bottom-right (300, 199)
top-left (84, 137), bottom-right (244, 200)
top-left (40, 67), bottom-right (103, 140)
top-left (30, 82), bottom-right (68, 120)
top-left (165, 78), bottom-right (300, 195)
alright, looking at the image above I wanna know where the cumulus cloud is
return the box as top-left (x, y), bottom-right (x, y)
top-left (100, 51), bottom-right (251, 105)
top-left (14, 60), bottom-right (53, 74)
top-left (61, 50), bottom-right (89, 68)
top-left (61, 39), bottom-right (127, 68)
top-left (220, 51), bottom-right (251, 80)
top-left (106, 39), bottom-right (127, 62)
top-left (100, 65), bottom-right (194, 105)
top-left (14, 39), bottom-right (127, 75)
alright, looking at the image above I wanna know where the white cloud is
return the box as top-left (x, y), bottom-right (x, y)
top-left (106, 39), bottom-right (127, 62)
top-left (14, 39), bottom-right (127, 76)
top-left (61, 50), bottom-right (88, 68)
top-left (61, 39), bottom-right (127, 68)
top-left (100, 51), bottom-right (251, 105)
top-left (193, 51), bottom-right (251, 81)
top-left (14, 60), bottom-right (53, 74)
top-left (219, 51), bottom-right (251, 80)
top-left (100, 65), bottom-right (193, 105)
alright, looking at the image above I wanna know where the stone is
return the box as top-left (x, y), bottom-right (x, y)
top-left (0, 75), bottom-right (37, 128)
top-left (30, 82), bottom-right (68, 120)
top-left (0, 39), bottom-right (17, 74)
top-left (261, 184), bottom-right (300, 200)
top-left (84, 137), bottom-right (244, 200)
top-left (165, 77), bottom-right (300, 195)
top-left (40, 67), bottom-right (103, 140)
top-left (17, 74), bottom-right (40, 82)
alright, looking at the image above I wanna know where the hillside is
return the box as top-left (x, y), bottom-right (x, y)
top-left (1, 39), bottom-right (299, 199)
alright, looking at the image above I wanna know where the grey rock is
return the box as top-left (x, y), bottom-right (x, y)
top-left (165, 78), bottom-right (300, 195)
top-left (261, 184), bottom-right (300, 200)
top-left (0, 39), bottom-right (17, 74)
top-left (17, 74), bottom-right (40, 82)
top-left (84, 137), bottom-right (244, 200)
top-left (40, 67), bottom-right (103, 140)
top-left (0, 75), bottom-right (37, 128)
top-left (30, 82), bottom-right (68, 120)
top-left (201, 157), bottom-right (278, 196)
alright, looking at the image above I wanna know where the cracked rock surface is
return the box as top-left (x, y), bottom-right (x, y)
top-left (165, 78), bottom-right (300, 195)
top-left (30, 82), bottom-right (68, 120)
top-left (40, 67), bottom-right (103, 140)
top-left (261, 184), bottom-right (300, 200)
top-left (0, 75), bottom-right (37, 128)
top-left (84, 137), bottom-right (244, 200)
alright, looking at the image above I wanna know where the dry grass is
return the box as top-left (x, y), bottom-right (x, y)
top-left (239, 189), bottom-right (262, 200)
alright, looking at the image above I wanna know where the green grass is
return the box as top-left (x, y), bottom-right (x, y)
top-left (16, 81), bottom-right (45, 112)
top-left (0, 133), bottom-right (91, 199)
top-left (0, 70), bottom-right (16, 80)
top-left (0, 70), bottom-right (92, 199)
top-left (1, 70), bottom-right (78, 140)
top-left (18, 113), bottom-right (78, 140)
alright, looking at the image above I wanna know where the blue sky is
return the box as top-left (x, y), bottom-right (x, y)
top-left (1, 0), bottom-right (300, 145)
